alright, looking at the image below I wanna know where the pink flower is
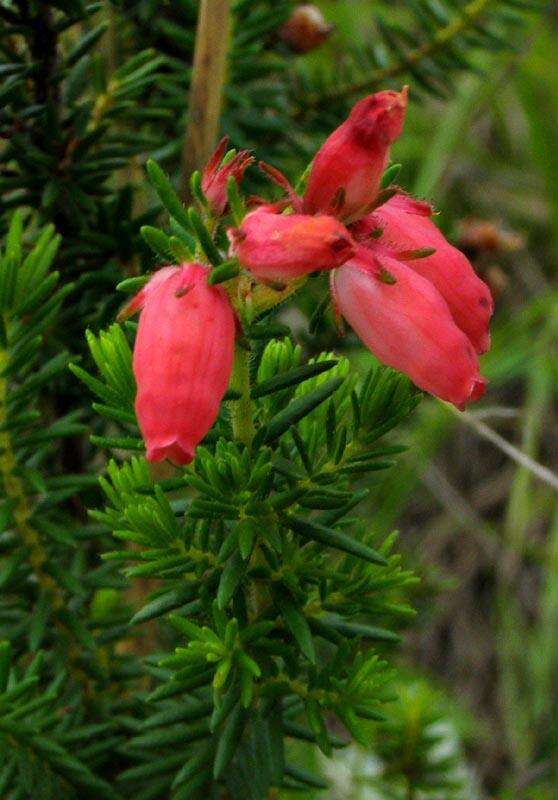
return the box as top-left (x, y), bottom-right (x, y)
top-left (202, 137), bottom-right (254, 216)
top-left (214, 88), bottom-right (492, 408)
top-left (331, 246), bottom-right (486, 408)
top-left (228, 206), bottom-right (355, 282)
top-left (353, 195), bottom-right (493, 353)
top-left (303, 88), bottom-right (408, 221)
top-left (131, 264), bottom-right (235, 464)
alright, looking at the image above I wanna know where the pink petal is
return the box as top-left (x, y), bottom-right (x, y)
top-left (356, 194), bottom-right (493, 353)
top-left (331, 247), bottom-right (487, 407)
top-left (133, 264), bottom-right (235, 464)
top-left (303, 88), bottom-right (407, 222)
top-left (201, 138), bottom-right (254, 216)
top-left (228, 208), bottom-right (355, 282)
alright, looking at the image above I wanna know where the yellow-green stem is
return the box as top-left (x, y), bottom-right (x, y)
top-left (229, 345), bottom-right (255, 449)
top-left (228, 346), bottom-right (270, 619)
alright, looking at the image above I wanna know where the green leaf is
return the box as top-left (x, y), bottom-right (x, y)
top-left (284, 515), bottom-right (388, 566)
top-left (187, 208), bottom-right (222, 266)
top-left (257, 377), bottom-right (343, 445)
top-left (207, 260), bottom-right (241, 285)
top-left (116, 276), bottom-right (149, 294)
top-left (66, 23), bottom-right (108, 66)
top-left (213, 703), bottom-right (245, 779)
top-left (284, 763), bottom-right (328, 790)
top-left (0, 640), bottom-right (11, 693)
top-left (324, 618), bottom-right (401, 643)
top-left (140, 225), bottom-right (172, 258)
top-left (251, 359), bottom-right (338, 399)
top-left (130, 584), bottom-right (198, 624)
top-left (217, 550), bottom-right (244, 609)
top-left (305, 697), bottom-right (331, 756)
top-left (277, 599), bottom-right (315, 663)
top-left (210, 680), bottom-right (240, 731)
top-left (146, 160), bottom-right (191, 231)
top-left (237, 519), bottom-right (257, 559)
top-left (380, 162), bottom-right (402, 188)
top-left (283, 720), bottom-right (348, 749)
top-left (227, 174), bottom-right (245, 226)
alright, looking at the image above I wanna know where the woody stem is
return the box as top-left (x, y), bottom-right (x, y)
top-left (180, 0), bottom-right (232, 197)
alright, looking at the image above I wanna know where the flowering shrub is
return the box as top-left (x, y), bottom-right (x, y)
top-left (59, 89), bottom-right (491, 797)
top-left (1, 0), bottom-right (542, 796)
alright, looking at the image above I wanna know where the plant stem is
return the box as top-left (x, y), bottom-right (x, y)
top-left (229, 345), bottom-right (255, 449)
top-left (180, 0), bottom-right (232, 196)
top-left (228, 345), bottom-right (270, 620)
top-left (104, 0), bottom-right (119, 77)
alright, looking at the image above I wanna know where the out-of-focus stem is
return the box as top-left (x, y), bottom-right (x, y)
top-left (104, 0), bottom-right (119, 77)
top-left (180, 0), bottom-right (232, 197)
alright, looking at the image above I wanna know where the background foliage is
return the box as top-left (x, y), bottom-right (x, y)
top-left (0, 1), bottom-right (556, 798)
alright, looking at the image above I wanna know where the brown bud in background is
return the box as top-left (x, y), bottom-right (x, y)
top-left (280, 4), bottom-right (334, 53)
top-left (457, 218), bottom-right (523, 256)
top-left (456, 219), bottom-right (522, 301)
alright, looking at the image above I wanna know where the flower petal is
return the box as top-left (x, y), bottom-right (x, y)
top-left (202, 137), bottom-right (254, 216)
top-left (133, 263), bottom-right (235, 464)
top-left (229, 207), bottom-right (355, 282)
top-left (331, 247), bottom-right (487, 407)
top-left (356, 194), bottom-right (493, 353)
top-left (303, 88), bottom-right (407, 221)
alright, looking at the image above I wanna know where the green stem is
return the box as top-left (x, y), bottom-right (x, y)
top-left (228, 345), bottom-right (270, 620)
top-left (229, 345), bottom-right (255, 449)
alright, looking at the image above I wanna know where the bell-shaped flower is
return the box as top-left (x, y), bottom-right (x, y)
top-left (228, 206), bottom-right (355, 283)
top-left (331, 246), bottom-right (486, 408)
top-left (130, 263), bottom-right (235, 464)
top-left (202, 137), bottom-right (254, 216)
top-left (354, 194), bottom-right (493, 353)
top-left (303, 88), bottom-right (407, 222)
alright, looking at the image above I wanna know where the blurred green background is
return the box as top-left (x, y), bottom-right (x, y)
top-left (284, 2), bottom-right (558, 798)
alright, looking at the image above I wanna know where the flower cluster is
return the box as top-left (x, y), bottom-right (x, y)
top-left (128, 88), bottom-right (493, 464)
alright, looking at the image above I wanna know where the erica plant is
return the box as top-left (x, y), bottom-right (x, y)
top-left (71, 88), bottom-right (492, 798)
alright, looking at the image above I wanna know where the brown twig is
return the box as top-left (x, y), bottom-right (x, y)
top-left (180, 0), bottom-right (232, 198)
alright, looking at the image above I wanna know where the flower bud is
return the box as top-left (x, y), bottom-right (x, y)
top-left (131, 264), bottom-right (235, 464)
top-left (280, 4), bottom-right (334, 53)
top-left (331, 246), bottom-right (486, 408)
top-left (303, 88), bottom-right (407, 222)
top-left (357, 194), bottom-right (493, 353)
top-left (228, 207), bottom-right (355, 283)
top-left (202, 137), bottom-right (253, 216)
